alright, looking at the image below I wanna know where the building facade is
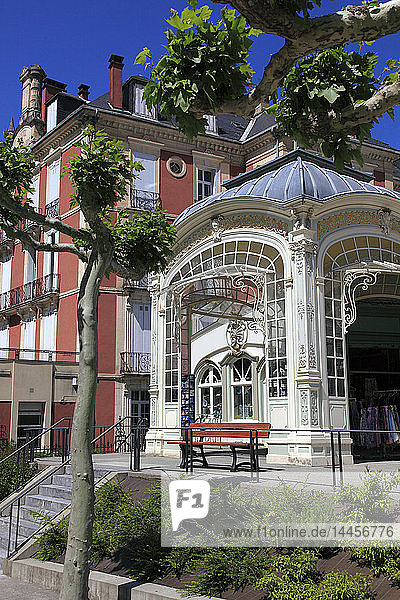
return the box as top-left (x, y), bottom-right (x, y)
top-left (1, 55), bottom-right (400, 465)
top-left (149, 150), bottom-right (400, 465)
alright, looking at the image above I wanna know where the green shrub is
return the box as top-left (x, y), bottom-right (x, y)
top-left (36, 516), bottom-right (69, 561)
top-left (183, 548), bottom-right (271, 597)
top-left (317, 571), bottom-right (372, 600)
top-left (254, 549), bottom-right (372, 600)
top-left (350, 544), bottom-right (400, 584)
top-left (37, 479), bottom-right (165, 581)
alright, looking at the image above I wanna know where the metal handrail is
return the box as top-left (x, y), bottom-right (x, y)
top-left (4, 414), bottom-right (137, 559)
top-left (0, 417), bottom-right (71, 468)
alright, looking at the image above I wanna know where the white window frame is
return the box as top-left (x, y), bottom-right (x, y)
top-left (196, 166), bottom-right (216, 202)
top-left (133, 84), bottom-right (156, 119)
top-left (204, 115), bottom-right (217, 134)
top-left (46, 99), bottom-right (57, 132)
top-left (231, 357), bottom-right (254, 420)
top-left (47, 159), bottom-right (60, 205)
top-left (197, 365), bottom-right (222, 419)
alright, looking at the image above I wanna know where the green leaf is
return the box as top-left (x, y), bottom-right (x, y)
top-left (134, 48), bottom-right (151, 65)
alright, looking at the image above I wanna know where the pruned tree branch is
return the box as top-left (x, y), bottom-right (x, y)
top-left (1, 221), bottom-right (88, 261)
top-left (331, 78), bottom-right (400, 132)
top-left (201, 0), bottom-right (400, 118)
top-left (0, 191), bottom-right (93, 244)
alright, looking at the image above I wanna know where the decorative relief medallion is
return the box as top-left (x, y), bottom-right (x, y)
top-left (317, 209), bottom-right (400, 239)
top-left (378, 208), bottom-right (392, 235)
top-left (298, 300), bottom-right (305, 319)
top-left (226, 320), bottom-right (248, 356)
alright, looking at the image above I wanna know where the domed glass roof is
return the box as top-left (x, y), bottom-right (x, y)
top-left (175, 149), bottom-right (400, 225)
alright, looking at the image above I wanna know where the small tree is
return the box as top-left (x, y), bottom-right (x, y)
top-left (0, 127), bottom-right (175, 600)
top-left (136, 0), bottom-right (400, 168)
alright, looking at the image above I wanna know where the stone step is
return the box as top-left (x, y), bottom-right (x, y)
top-left (39, 485), bottom-right (72, 500)
top-left (24, 495), bottom-right (70, 514)
top-left (52, 474), bottom-right (72, 488)
top-left (18, 506), bottom-right (58, 525)
top-left (0, 517), bottom-right (39, 539)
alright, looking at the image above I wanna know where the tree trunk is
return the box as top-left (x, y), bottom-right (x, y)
top-left (60, 247), bottom-right (110, 600)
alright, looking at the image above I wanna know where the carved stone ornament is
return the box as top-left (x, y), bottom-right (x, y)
top-left (300, 390), bottom-right (309, 426)
top-left (289, 240), bottom-right (318, 275)
top-left (378, 208), bottom-right (392, 235)
top-left (226, 319), bottom-right (248, 356)
top-left (211, 215), bottom-right (224, 242)
top-left (309, 344), bottom-right (317, 369)
top-left (343, 270), bottom-right (378, 333)
top-left (310, 391), bottom-right (319, 426)
top-left (298, 344), bottom-right (307, 369)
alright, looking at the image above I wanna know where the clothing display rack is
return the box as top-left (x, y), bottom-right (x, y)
top-left (350, 389), bottom-right (400, 449)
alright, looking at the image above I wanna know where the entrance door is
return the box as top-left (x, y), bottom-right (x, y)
top-left (17, 402), bottom-right (44, 446)
top-left (131, 390), bottom-right (150, 425)
top-left (347, 298), bottom-right (400, 458)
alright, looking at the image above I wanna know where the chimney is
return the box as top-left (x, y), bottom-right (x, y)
top-left (78, 84), bottom-right (90, 100)
top-left (41, 78), bottom-right (67, 121)
top-left (108, 54), bottom-right (124, 109)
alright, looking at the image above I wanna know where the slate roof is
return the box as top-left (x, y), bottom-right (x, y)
top-left (175, 149), bottom-right (400, 225)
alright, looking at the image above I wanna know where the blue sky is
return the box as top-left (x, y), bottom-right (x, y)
top-left (2, 0), bottom-right (400, 148)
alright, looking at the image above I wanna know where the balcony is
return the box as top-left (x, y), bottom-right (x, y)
top-left (0, 347), bottom-right (78, 362)
top-left (45, 199), bottom-right (59, 219)
top-left (130, 189), bottom-right (160, 211)
top-left (0, 273), bottom-right (61, 314)
top-left (120, 352), bottom-right (151, 375)
top-left (123, 274), bottom-right (151, 292)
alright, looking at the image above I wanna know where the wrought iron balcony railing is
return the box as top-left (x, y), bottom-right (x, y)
top-left (0, 273), bottom-right (61, 312)
top-left (120, 351), bottom-right (151, 374)
top-left (45, 199), bottom-right (59, 218)
top-left (130, 189), bottom-right (160, 211)
top-left (0, 347), bottom-right (78, 362)
top-left (123, 274), bottom-right (151, 290)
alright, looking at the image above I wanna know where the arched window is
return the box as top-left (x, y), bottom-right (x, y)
top-left (198, 366), bottom-right (222, 419)
top-left (232, 358), bottom-right (253, 419)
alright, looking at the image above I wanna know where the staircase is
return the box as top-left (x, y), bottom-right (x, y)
top-left (0, 466), bottom-right (110, 570)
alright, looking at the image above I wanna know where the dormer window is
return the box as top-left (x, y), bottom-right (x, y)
top-left (134, 84), bottom-right (156, 119)
top-left (204, 115), bottom-right (217, 134)
top-left (46, 99), bottom-right (57, 132)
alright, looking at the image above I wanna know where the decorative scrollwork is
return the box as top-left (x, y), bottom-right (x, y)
top-left (230, 269), bottom-right (265, 335)
top-left (343, 271), bottom-right (378, 333)
top-left (226, 320), bottom-right (248, 355)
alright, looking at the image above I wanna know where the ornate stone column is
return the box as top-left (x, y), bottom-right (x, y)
top-left (289, 226), bottom-right (323, 464)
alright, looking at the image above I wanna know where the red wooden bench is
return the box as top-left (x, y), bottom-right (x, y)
top-left (168, 422), bottom-right (271, 472)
